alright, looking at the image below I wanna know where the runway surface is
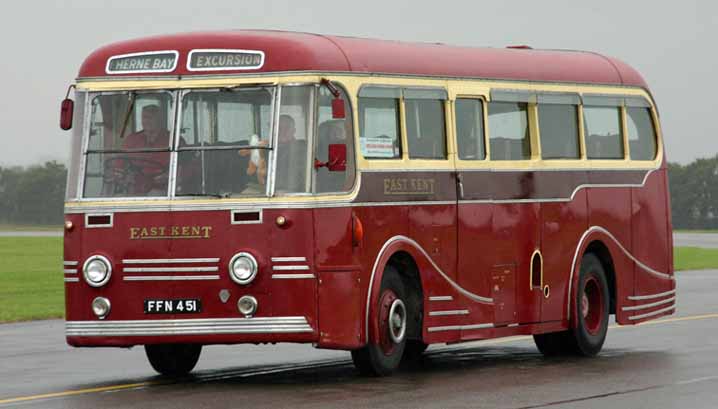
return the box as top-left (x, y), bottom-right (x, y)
top-left (0, 268), bottom-right (716, 409)
top-left (673, 232), bottom-right (718, 248)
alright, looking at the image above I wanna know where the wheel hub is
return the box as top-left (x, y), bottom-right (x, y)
top-left (377, 290), bottom-right (407, 355)
top-left (582, 275), bottom-right (604, 336)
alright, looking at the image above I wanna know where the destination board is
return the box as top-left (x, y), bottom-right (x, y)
top-left (187, 49), bottom-right (265, 71)
top-left (106, 51), bottom-right (178, 74)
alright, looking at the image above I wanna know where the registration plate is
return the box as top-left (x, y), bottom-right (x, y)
top-left (144, 299), bottom-right (201, 314)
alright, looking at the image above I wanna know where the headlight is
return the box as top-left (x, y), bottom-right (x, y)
top-left (229, 252), bottom-right (258, 285)
top-left (83, 255), bottom-right (112, 287)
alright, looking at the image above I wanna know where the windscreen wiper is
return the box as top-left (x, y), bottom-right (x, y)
top-left (177, 192), bottom-right (231, 199)
top-left (118, 91), bottom-right (136, 139)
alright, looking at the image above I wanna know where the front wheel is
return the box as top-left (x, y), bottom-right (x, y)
top-left (145, 343), bottom-right (202, 376)
top-left (352, 266), bottom-right (408, 376)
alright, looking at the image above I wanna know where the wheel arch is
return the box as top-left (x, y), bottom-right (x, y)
top-left (386, 251), bottom-right (424, 343)
top-left (364, 237), bottom-right (428, 345)
top-left (584, 240), bottom-right (617, 315)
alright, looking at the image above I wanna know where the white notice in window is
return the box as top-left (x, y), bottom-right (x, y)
top-left (361, 137), bottom-right (396, 158)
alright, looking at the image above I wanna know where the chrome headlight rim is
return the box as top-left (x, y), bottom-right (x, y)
top-left (228, 252), bottom-right (258, 285)
top-left (82, 255), bottom-right (112, 288)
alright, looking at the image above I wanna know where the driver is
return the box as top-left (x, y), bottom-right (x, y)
top-left (112, 104), bottom-right (170, 195)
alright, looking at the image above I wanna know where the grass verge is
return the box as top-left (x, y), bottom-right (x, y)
top-left (0, 224), bottom-right (62, 232)
top-left (0, 237), bottom-right (64, 323)
top-left (674, 246), bottom-right (718, 271)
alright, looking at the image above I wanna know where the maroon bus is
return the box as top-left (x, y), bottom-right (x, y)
top-left (60, 30), bottom-right (674, 376)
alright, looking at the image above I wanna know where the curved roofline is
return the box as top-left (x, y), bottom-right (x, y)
top-left (76, 30), bottom-right (650, 90)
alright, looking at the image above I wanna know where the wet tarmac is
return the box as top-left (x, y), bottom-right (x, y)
top-left (673, 232), bottom-right (718, 249)
top-left (1, 269), bottom-right (717, 408)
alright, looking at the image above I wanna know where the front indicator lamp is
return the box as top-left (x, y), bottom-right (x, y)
top-left (83, 255), bottom-right (112, 287)
top-left (229, 252), bottom-right (258, 285)
top-left (92, 297), bottom-right (111, 319)
top-left (238, 295), bottom-right (258, 317)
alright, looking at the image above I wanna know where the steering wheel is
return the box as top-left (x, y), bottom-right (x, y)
top-left (104, 156), bottom-right (167, 194)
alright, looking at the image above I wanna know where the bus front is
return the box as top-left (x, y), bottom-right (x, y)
top-left (62, 75), bottom-right (358, 374)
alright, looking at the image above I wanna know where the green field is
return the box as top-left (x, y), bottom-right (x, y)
top-left (674, 247), bottom-right (718, 271)
top-left (0, 224), bottom-right (62, 232)
top-left (0, 237), bottom-right (717, 323)
top-left (0, 237), bottom-right (64, 322)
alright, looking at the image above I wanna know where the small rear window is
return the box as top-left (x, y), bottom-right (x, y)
top-left (626, 107), bottom-right (657, 161)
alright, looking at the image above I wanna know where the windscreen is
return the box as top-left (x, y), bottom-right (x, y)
top-left (83, 92), bottom-right (174, 198)
top-left (176, 88), bottom-right (274, 197)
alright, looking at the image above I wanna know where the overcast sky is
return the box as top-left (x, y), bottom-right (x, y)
top-left (0, 0), bottom-right (715, 166)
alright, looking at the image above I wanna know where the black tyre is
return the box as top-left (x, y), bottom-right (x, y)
top-left (533, 330), bottom-right (576, 356)
top-left (572, 253), bottom-right (610, 356)
top-left (402, 340), bottom-right (429, 363)
top-left (533, 253), bottom-right (609, 357)
top-left (352, 265), bottom-right (408, 376)
top-left (145, 343), bottom-right (202, 376)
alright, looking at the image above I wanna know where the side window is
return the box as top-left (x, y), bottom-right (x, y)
top-left (315, 86), bottom-right (356, 193)
top-left (488, 102), bottom-right (530, 160)
top-left (626, 107), bottom-right (657, 161)
top-left (583, 105), bottom-right (624, 159)
top-left (538, 104), bottom-right (580, 159)
top-left (405, 98), bottom-right (446, 159)
top-left (456, 98), bottom-right (486, 160)
top-left (359, 97), bottom-right (401, 159)
top-left (275, 85), bottom-right (313, 194)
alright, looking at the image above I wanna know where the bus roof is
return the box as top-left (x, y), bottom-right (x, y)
top-left (78, 30), bottom-right (649, 89)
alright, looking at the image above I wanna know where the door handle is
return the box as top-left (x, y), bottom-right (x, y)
top-left (456, 172), bottom-right (464, 199)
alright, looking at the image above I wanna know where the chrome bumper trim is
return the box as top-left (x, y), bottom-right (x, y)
top-left (429, 296), bottom-right (453, 302)
top-left (123, 275), bottom-right (220, 281)
top-left (427, 323), bottom-right (493, 332)
top-left (622, 296), bottom-right (676, 312)
top-left (123, 266), bottom-right (219, 273)
top-left (627, 304), bottom-right (676, 321)
top-left (627, 289), bottom-right (676, 301)
top-left (271, 257), bottom-right (307, 262)
top-left (271, 273), bottom-right (315, 279)
top-left (428, 309), bottom-right (469, 317)
top-left (272, 265), bottom-right (310, 271)
top-left (66, 316), bottom-right (314, 336)
top-left (123, 258), bottom-right (220, 264)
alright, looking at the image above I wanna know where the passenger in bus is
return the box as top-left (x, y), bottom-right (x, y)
top-left (275, 114), bottom-right (307, 192)
top-left (111, 105), bottom-right (170, 195)
top-left (317, 119), bottom-right (353, 192)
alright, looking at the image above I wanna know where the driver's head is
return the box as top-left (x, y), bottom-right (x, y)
top-left (278, 114), bottom-right (296, 143)
top-left (141, 105), bottom-right (163, 133)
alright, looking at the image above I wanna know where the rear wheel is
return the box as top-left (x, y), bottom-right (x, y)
top-left (145, 343), bottom-right (202, 376)
top-left (352, 266), bottom-right (408, 376)
top-left (533, 253), bottom-right (609, 357)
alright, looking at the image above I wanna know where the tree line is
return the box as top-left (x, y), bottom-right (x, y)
top-left (0, 157), bottom-right (716, 229)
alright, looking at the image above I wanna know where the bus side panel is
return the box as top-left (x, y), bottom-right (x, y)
top-left (314, 207), bottom-right (363, 349)
top-left (353, 204), bottom-right (409, 341)
top-left (627, 168), bottom-right (675, 323)
top-left (492, 202), bottom-right (541, 325)
top-left (541, 188), bottom-right (589, 323)
top-left (586, 185), bottom-right (634, 317)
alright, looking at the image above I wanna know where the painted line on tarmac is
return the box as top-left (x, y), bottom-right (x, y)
top-left (0, 382), bottom-right (158, 406)
top-left (2, 312), bottom-right (718, 406)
